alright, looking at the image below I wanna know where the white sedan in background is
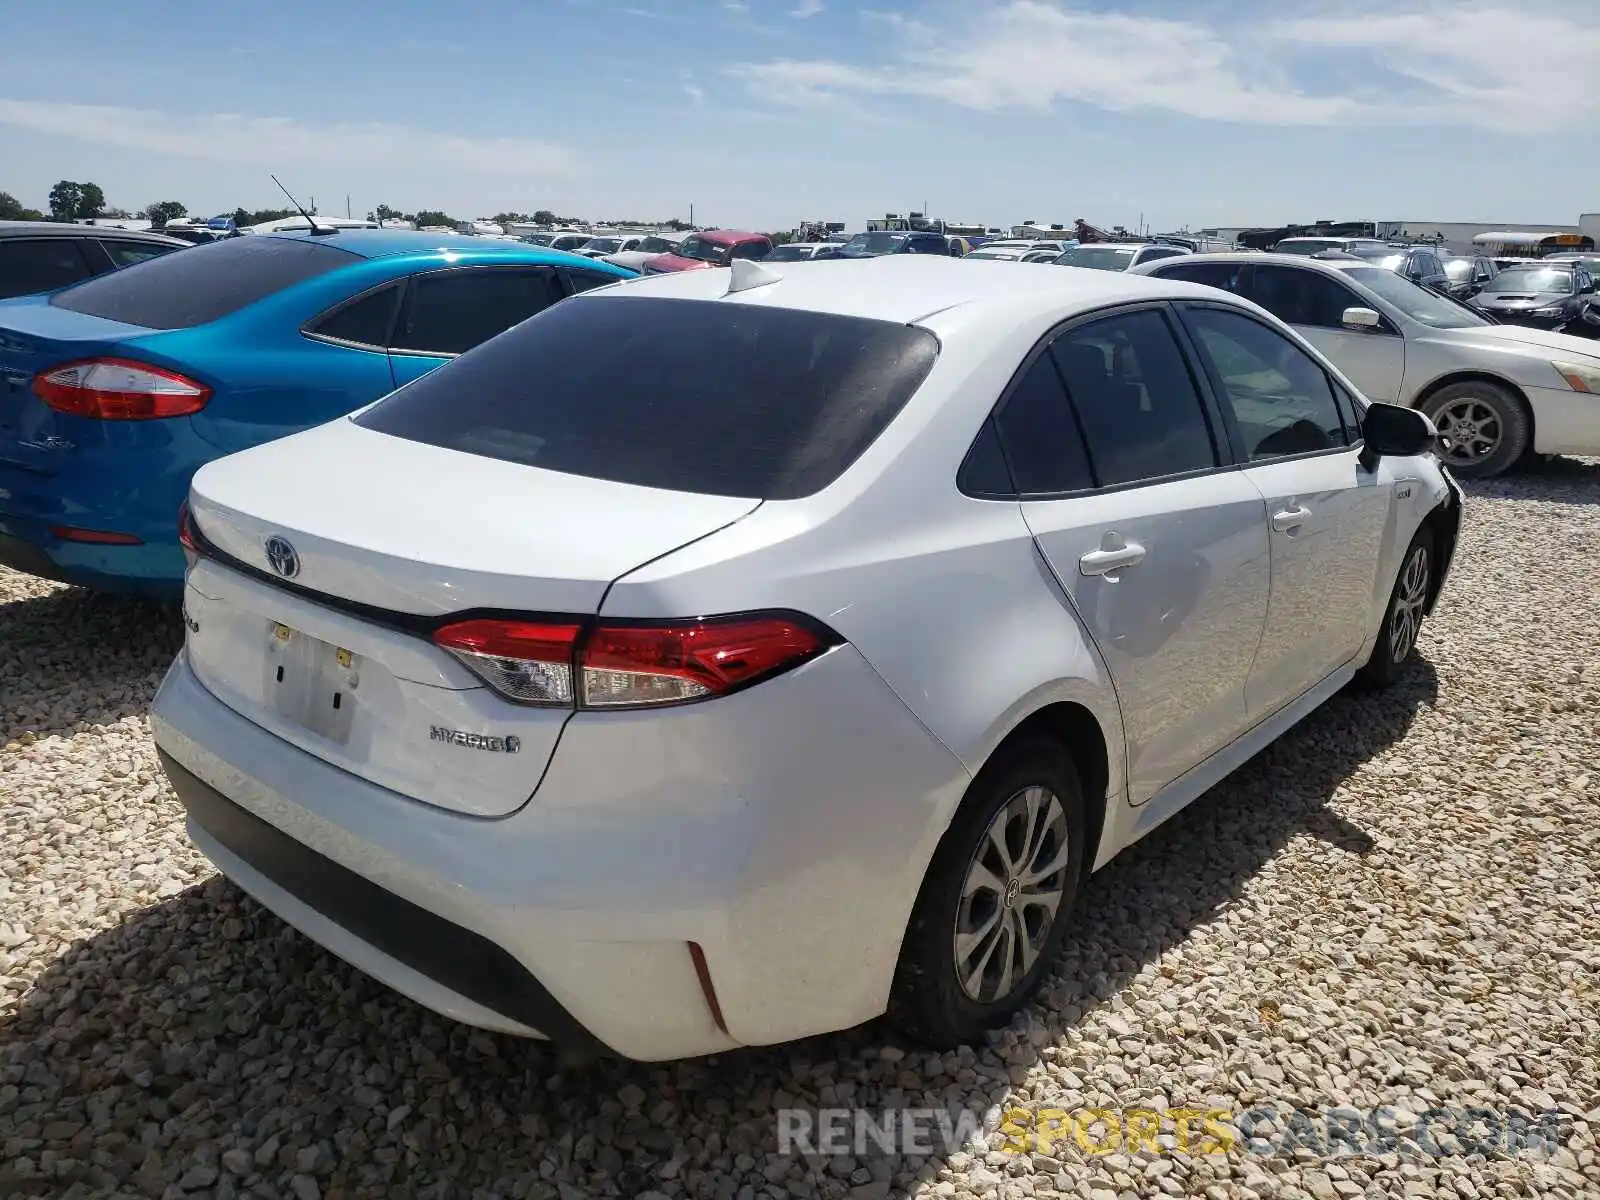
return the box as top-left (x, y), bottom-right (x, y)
top-left (1134, 252), bottom-right (1600, 477)
top-left (600, 233), bottom-right (685, 272)
top-left (152, 257), bottom-right (1461, 1061)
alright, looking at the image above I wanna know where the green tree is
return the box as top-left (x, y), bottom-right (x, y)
top-left (77, 182), bottom-right (106, 220)
top-left (0, 191), bottom-right (45, 220)
top-left (532, 209), bottom-right (557, 225)
top-left (413, 210), bottom-right (455, 228)
top-left (48, 180), bottom-right (83, 221)
top-left (144, 200), bottom-right (188, 227)
top-left (373, 204), bottom-right (402, 224)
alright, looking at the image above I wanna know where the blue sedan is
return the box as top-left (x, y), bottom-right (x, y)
top-left (0, 230), bottom-right (634, 595)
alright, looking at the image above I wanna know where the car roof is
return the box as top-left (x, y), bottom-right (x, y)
top-left (0, 220), bottom-right (188, 245)
top-left (256, 229), bottom-right (614, 265)
top-left (579, 254), bottom-right (1226, 325)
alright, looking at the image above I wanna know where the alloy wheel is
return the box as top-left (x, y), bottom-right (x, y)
top-left (1390, 545), bottom-right (1431, 664)
top-left (1433, 398), bottom-right (1503, 468)
top-left (953, 785), bottom-right (1070, 1003)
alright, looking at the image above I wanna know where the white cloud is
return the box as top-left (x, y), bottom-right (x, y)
top-left (0, 99), bottom-right (586, 178)
top-left (731, 1), bottom-right (1600, 130)
top-left (790, 0), bottom-right (824, 18)
top-left (684, 74), bottom-right (707, 104)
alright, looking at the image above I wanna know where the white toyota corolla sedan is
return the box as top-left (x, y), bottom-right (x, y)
top-left (151, 256), bottom-right (1463, 1061)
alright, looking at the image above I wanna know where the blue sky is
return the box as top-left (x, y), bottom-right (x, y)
top-left (3, 0), bottom-right (1597, 232)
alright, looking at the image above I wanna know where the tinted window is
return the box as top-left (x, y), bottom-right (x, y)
top-left (1247, 265), bottom-right (1361, 328)
top-left (993, 353), bottom-right (1094, 494)
top-left (1155, 260), bottom-right (1246, 293)
top-left (100, 239), bottom-right (182, 268)
top-left (1331, 380), bottom-right (1364, 439)
top-left (1139, 247), bottom-right (1184, 262)
top-left (562, 268), bottom-right (621, 293)
top-left (957, 418), bottom-right (1016, 497)
top-left (306, 284), bottom-right (401, 348)
top-left (728, 240), bottom-right (771, 261)
top-left (1050, 309), bottom-right (1219, 487)
top-left (0, 239), bottom-right (94, 298)
top-left (395, 268), bottom-right (562, 356)
top-left (1182, 306), bottom-right (1347, 459)
top-left (355, 295), bottom-right (940, 500)
top-left (50, 235), bottom-right (356, 328)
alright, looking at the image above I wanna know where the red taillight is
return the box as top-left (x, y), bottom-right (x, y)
top-left (431, 613), bottom-right (834, 708)
top-left (581, 615), bottom-right (829, 706)
top-left (33, 357), bottom-right (212, 420)
top-left (177, 501), bottom-right (202, 563)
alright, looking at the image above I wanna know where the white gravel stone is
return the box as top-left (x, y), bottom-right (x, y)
top-left (2, 459), bottom-right (1599, 1200)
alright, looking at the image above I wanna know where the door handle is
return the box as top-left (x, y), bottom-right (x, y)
top-left (1079, 542), bottom-right (1146, 577)
top-left (1271, 505), bottom-right (1311, 532)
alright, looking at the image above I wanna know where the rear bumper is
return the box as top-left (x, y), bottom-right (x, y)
top-left (158, 748), bottom-right (607, 1051)
top-left (150, 644), bottom-right (968, 1060)
top-left (0, 460), bottom-right (191, 594)
top-left (0, 518), bottom-right (184, 594)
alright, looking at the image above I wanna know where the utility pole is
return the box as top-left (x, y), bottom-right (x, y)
top-left (346, 195), bottom-right (352, 218)
top-left (689, 202), bottom-right (694, 227)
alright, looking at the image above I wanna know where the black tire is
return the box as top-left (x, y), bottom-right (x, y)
top-left (1356, 525), bottom-right (1435, 690)
top-left (886, 736), bottom-right (1086, 1047)
top-left (1418, 381), bottom-right (1529, 479)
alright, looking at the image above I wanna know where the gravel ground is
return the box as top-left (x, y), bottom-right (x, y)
top-left (2, 459), bottom-right (1598, 1200)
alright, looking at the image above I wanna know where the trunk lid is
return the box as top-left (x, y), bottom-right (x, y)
top-left (183, 416), bottom-right (760, 816)
top-left (0, 297), bottom-right (154, 474)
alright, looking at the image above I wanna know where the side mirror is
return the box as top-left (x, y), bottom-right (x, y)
top-left (1360, 402), bottom-right (1438, 470)
top-left (1342, 306), bottom-right (1384, 330)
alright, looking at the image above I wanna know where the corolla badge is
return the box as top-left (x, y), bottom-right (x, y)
top-left (264, 536), bottom-right (300, 579)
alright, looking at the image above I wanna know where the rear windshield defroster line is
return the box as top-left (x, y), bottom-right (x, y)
top-left (50, 235), bottom-right (358, 329)
top-left (353, 295), bottom-right (942, 500)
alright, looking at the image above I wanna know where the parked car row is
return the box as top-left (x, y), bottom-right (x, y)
top-left (139, 254), bottom-right (1464, 1061)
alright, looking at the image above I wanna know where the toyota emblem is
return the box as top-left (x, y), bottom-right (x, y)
top-left (264, 536), bottom-right (300, 579)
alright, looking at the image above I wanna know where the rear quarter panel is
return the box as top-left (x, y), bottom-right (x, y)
top-left (599, 313), bottom-right (1129, 863)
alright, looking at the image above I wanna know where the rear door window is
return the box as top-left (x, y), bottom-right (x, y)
top-left (391, 267), bottom-right (563, 357)
top-left (0, 239), bottom-right (97, 299)
top-left (1049, 308), bottom-right (1221, 487)
top-left (991, 353), bottom-right (1094, 494)
top-left (99, 239), bottom-right (183, 268)
top-left (49, 235), bottom-right (357, 328)
top-left (561, 268), bottom-right (622, 294)
top-left (1154, 260), bottom-right (1247, 294)
top-left (304, 283), bottom-right (403, 350)
top-left (355, 295), bottom-right (940, 499)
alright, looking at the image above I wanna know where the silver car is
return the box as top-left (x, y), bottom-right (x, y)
top-left (1054, 242), bottom-right (1191, 271)
top-left (151, 257), bottom-right (1461, 1060)
top-left (1133, 252), bottom-right (1600, 477)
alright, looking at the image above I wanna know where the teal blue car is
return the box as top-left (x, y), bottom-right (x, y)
top-left (0, 230), bottom-right (634, 595)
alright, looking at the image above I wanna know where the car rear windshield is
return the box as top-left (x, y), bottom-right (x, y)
top-left (50, 235), bottom-right (356, 328)
top-left (354, 295), bottom-right (941, 500)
